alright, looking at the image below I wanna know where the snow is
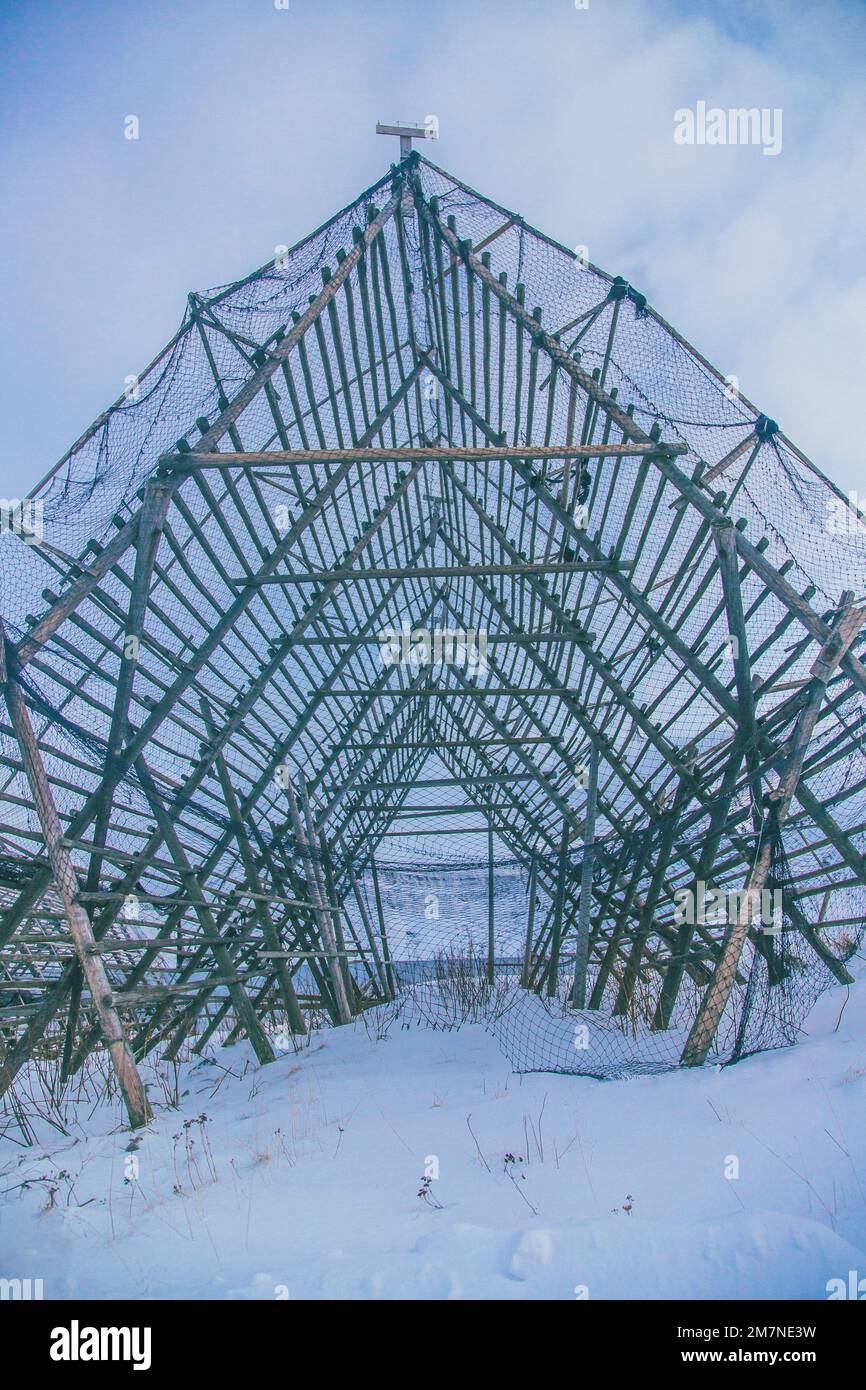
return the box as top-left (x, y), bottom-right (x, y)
top-left (2, 968), bottom-right (865, 1300)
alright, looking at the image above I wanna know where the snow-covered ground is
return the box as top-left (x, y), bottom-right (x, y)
top-left (2, 967), bottom-right (865, 1301)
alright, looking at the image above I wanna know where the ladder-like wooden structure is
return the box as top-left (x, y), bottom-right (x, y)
top-left (1, 152), bottom-right (864, 1125)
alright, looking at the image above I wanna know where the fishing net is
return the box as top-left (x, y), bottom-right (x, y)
top-left (1, 151), bottom-right (864, 1095)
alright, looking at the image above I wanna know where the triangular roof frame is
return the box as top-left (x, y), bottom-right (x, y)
top-left (1, 151), bottom-right (864, 1124)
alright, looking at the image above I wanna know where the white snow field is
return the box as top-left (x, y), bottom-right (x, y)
top-left (2, 965), bottom-right (865, 1301)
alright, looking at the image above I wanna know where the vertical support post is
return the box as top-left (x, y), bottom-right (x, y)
top-left (134, 758), bottom-right (277, 1065)
top-left (653, 747), bottom-right (744, 1030)
top-left (681, 597), bottom-right (865, 1066)
top-left (369, 854), bottom-right (396, 998)
top-left (547, 820), bottom-right (569, 997)
top-left (0, 626), bottom-right (151, 1128)
top-left (521, 855), bottom-right (538, 988)
top-left (487, 821), bottom-right (495, 985)
top-left (570, 746), bottom-right (599, 1008)
top-left (62, 479), bottom-right (173, 1083)
top-left (680, 810), bottom-right (777, 1066)
top-left (201, 700), bottom-right (306, 1037)
top-left (349, 867), bottom-right (390, 1000)
top-left (613, 780), bottom-right (688, 1017)
top-left (302, 789), bottom-right (358, 1010)
top-left (285, 780), bottom-right (353, 1024)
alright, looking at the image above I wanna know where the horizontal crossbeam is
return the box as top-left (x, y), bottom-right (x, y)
top-left (238, 560), bottom-right (632, 585)
top-left (160, 442), bottom-right (687, 468)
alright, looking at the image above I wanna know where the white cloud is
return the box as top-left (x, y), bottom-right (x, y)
top-left (1, 0), bottom-right (863, 494)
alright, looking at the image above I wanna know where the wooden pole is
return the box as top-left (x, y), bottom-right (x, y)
top-left (284, 781), bottom-right (352, 1024)
top-left (0, 627), bottom-right (151, 1128)
top-left (682, 599), bottom-right (866, 1066)
top-left (348, 868), bottom-right (390, 1000)
top-left (487, 822), bottom-right (495, 985)
top-left (613, 782), bottom-right (688, 1016)
top-left (202, 700), bottom-right (306, 1037)
top-left (570, 746), bottom-right (599, 1008)
top-left (369, 855), bottom-right (396, 998)
top-left (161, 441), bottom-right (687, 469)
top-left (547, 821), bottom-right (569, 997)
top-left (133, 759), bottom-right (277, 1065)
top-left (302, 791), bottom-right (358, 1008)
top-left (521, 855), bottom-right (538, 988)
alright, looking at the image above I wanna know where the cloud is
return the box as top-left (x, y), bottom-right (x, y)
top-left (1, 0), bottom-right (863, 496)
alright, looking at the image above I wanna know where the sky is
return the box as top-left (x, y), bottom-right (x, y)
top-left (2, 0), bottom-right (865, 500)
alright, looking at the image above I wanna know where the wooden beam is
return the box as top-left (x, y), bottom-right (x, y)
top-left (161, 442), bottom-right (687, 468)
top-left (0, 619), bottom-right (150, 1128)
top-left (682, 599), bottom-right (866, 1065)
top-left (487, 822), bottom-right (495, 985)
top-left (570, 745), bottom-right (599, 1008)
top-left (239, 559), bottom-right (633, 584)
top-left (201, 699), bottom-right (306, 1036)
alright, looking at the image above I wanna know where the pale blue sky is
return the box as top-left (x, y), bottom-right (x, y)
top-left (2, 0), bottom-right (865, 498)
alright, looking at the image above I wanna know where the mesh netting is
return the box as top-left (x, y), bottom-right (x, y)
top-left (1, 152), bottom-right (864, 1091)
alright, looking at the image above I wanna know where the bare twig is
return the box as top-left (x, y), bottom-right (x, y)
top-left (466, 1113), bottom-right (491, 1172)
